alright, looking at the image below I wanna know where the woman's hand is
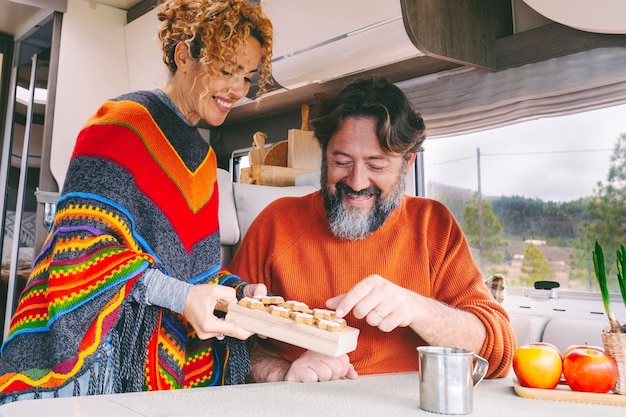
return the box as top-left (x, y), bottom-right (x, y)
top-left (183, 284), bottom-right (253, 340)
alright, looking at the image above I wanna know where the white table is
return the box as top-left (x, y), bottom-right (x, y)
top-left (0, 372), bottom-right (624, 416)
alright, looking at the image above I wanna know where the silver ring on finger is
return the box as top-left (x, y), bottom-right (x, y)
top-left (373, 310), bottom-right (386, 320)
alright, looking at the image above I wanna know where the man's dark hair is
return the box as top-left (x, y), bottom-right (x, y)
top-left (310, 75), bottom-right (426, 155)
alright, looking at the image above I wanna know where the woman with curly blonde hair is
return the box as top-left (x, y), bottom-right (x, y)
top-left (0, 0), bottom-right (273, 401)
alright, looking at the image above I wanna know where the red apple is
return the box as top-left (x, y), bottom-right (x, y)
top-left (562, 347), bottom-right (617, 393)
top-left (563, 344), bottom-right (603, 358)
top-left (513, 344), bottom-right (563, 389)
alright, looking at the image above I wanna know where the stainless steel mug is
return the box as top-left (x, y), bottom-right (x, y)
top-left (417, 346), bottom-right (488, 415)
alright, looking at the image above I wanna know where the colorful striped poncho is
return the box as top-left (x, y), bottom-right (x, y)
top-left (0, 90), bottom-right (249, 400)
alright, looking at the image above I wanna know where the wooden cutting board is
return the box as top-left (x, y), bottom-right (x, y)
top-left (248, 131), bottom-right (267, 166)
top-left (223, 302), bottom-right (360, 357)
top-left (263, 140), bottom-right (289, 166)
top-left (287, 104), bottom-right (322, 170)
top-left (246, 165), bottom-right (309, 186)
top-left (513, 379), bottom-right (626, 405)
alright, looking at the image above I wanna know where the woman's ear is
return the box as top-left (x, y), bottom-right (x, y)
top-left (173, 41), bottom-right (194, 73)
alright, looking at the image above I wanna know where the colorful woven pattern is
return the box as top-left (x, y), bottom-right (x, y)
top-left (0, 90), bottom-right (247, 399)
top-left (0, 200), bottom-right (152, 393)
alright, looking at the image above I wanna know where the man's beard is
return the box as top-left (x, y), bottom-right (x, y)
top-left (321, 158), bottom-right (407, 240)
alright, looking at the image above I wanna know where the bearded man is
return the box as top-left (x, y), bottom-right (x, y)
top-left (228, 76), bottom-right (515, 383)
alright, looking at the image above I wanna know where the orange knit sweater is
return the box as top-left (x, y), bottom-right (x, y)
top-left (229, 192), bottom-right (514, 378)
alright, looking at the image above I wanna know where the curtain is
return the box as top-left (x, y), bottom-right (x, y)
top-left (399, 47), bottom-right (626, 138)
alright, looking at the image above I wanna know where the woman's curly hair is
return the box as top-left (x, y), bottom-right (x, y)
top-left (157, 0), bottom-right (273, 97)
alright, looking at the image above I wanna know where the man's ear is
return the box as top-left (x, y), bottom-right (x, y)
top-left (406, 152), bottom-right (417, 166)
top-left (174, 41), bottom-right (194, 73)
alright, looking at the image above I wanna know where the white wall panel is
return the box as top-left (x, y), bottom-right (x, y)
top-left (124, 7), bottom-right (166, 92)
top-left (50, 0), bottom-right (129, 188)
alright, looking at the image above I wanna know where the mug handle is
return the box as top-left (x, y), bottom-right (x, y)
top-left (472, 354), bottom-right (489, 386)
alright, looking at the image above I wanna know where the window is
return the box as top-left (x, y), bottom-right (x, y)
top-left (229, 148), bottom-right (252, 183)
top-left (423, 104), bottom-right (626, 294)
top-left (229, 143), bottom-right (273, 183)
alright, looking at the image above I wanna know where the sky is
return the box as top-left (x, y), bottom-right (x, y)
top-left (422, 103), bottom-right (626, 202)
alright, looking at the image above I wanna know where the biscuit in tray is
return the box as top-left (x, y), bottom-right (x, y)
top-left (269, 305), bottom-right (291, 318)
top-left (226, 296), bottom-right (359, 356)
top-left (283, 300), bottom-right (310, 312)
top-left (312, 308), bottom-right (336, 321)
top-left (316, 319), bottom-right (343, 332)
top-left (238, 297), bottom-right (265, 309)
top-left (254, 295), bottom-right (286, 305)
top-left (290, 311), bottom-right (316, 325)
top-left (333, 318), bottom-right (347, 329)
top-left (237, 296), bottom-right (347, 333)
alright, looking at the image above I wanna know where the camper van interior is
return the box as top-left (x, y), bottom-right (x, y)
top-left (0, 0), bottom-right (626, 414)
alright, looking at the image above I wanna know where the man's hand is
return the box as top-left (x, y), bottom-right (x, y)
top-left (285, 351), bottom-right (358, 382)
top-left (326, 274), bottom-right (417, 332)
top-left (327, 274), bottom-right (487, 353)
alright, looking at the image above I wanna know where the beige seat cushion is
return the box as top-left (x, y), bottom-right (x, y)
top-left (509, 314), bottom-right (550, 345)
top-left (217, 168), bottom-right (240, 246)
top-left (232, 182), bottom-right (317, 239)
top-left (541, 317), bottom-right (606, 352)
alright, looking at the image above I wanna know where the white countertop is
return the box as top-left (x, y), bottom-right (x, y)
top-left (0, 372), bottom-right (624, 416)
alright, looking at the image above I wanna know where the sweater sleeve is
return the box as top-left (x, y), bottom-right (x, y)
top-left (428, 201), bottom-right (515, 378)
top-left (137, 267), bottom-right (251, 315)
top-left (139, 268), bottom-right (192, 314)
